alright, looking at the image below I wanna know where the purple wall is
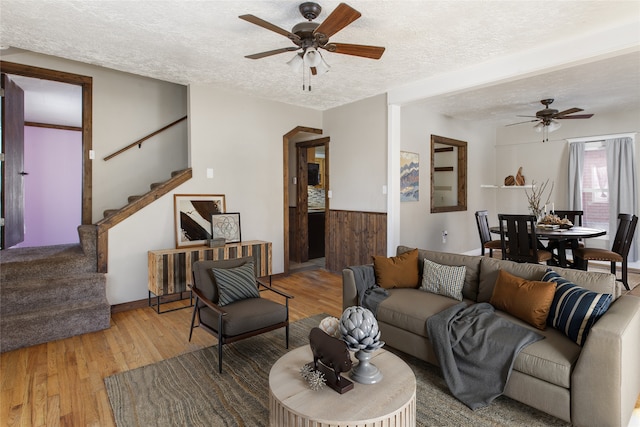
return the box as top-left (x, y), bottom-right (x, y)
top-left (17, 126), bottom-right (82, 247)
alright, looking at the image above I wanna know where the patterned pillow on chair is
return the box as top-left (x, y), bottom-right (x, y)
top-left (211, 261), bottom-right (260, 306)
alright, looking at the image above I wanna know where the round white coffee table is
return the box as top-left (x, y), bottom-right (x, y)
top-left (269, 346), bottom-right (416, 427)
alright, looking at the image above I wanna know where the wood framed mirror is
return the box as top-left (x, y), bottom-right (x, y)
top-left (430, 135), bottom-right (467, 213)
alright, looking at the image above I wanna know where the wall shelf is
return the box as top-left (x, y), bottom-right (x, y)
top-left (481, 184), bottom-right (534, 189)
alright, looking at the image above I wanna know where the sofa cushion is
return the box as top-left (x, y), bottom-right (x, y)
top-left (373, 248), bottom-right (419, 288)
top-left (211, 262), bottom-right (260, 306)
top-left (542, 269), bottom-right (613, 346)
top-left (479, 257), bottom-right (620, 303)
top-left (376, 288), bottom-right (466, 338)
top-left (420, 258), bottom-right (466, 301)
top-left (489, 270), bottom-right (556, 330)
top-left (496, 310), bottom-right (580, 389)
top-left (398, 246), bottom-right (481, 301)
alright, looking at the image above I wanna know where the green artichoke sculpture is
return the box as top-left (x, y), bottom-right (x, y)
top-left (339, 306), bottom-right (384, 352)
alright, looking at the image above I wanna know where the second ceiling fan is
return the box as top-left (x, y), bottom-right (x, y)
top-left (239, 2), bottom-right (385, 86)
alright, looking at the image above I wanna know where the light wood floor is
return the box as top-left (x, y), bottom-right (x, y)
top-left (0, 269), bottom-right (343, 426)
top-left (1, 267), bottom-right (638, 426)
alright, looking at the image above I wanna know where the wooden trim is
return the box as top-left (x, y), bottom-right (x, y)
top-left (25, 121), bottom-right (83, 132)
top-left (0, 61), bottom-right (93, 225)
top-left (434, 166), bottom-right (454, 172)
top-left (434, 147), bottom-right (454, 153)
top-left (283, 126), bottom-right (323, 275)
top-left (95, 168), bottom-right (193, 272)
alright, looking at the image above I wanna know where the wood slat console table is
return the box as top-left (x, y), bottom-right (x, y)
top-left (148, 240), bottom-right (272, 313)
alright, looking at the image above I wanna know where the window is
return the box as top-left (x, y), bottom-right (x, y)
top-left (582, 142), bottom-right (610, 234)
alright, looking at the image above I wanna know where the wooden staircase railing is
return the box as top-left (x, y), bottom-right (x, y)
top-left (95, 168), bottom-right (192, 273)
top-left (103, 115), bottom-right (187, 161)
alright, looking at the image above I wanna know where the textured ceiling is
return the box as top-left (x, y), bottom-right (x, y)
top-left (1, 0), bottom-right (639, 123)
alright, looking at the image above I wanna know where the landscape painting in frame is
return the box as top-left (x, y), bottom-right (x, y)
top-left (400, 151), bottom-right (419, 202)
top-left (174, 194), bottom-right (226, 248)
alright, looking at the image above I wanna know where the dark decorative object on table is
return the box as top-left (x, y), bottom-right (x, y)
top-left (307, 327), bottom-right (354, 393)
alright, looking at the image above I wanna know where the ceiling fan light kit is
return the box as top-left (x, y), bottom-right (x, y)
top-left (507, 98), bottom-right (593, 142)
top-left (240, 2), bottom-right (385, 91)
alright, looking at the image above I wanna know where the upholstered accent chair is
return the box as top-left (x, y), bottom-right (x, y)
top-left (189, 257), bottom-right (293, 372)
top-left (573, 213), bottom-right (638, 290)
top-left (498, 214), bottom-right (552, 264)
top-left (475, 210), bottom-right (502, 257)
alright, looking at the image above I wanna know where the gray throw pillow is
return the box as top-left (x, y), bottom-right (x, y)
top-left (211, 261), bottom-right (260, 306)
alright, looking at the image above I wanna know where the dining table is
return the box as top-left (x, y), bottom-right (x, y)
top-left (489, 225), bottom-right (607, 268)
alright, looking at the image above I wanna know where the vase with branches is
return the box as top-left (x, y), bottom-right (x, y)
top-left (525, 179), bottom-right (554, 221)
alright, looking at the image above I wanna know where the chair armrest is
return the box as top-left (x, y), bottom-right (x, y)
top-left (189, 285), bottom-right (228, 317)
top-left (258, 281), bottom-right (294, 300)
top-left (572, 295), bottom-right (640, 427)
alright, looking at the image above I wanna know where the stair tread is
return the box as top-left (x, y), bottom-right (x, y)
top-left (1, 298), bottom-right (110, 321)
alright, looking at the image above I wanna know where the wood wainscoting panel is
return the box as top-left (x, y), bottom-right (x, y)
top-left (326, 210), bottom-right (387, 272)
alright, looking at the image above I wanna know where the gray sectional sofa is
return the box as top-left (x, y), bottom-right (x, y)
top-left (342, 246), bottom-right (640, 427)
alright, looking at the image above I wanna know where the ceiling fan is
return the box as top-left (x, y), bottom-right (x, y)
top-left (239, 2), bottom-right (385, 89)
top-left (507, 98), bottom-right (594, 130)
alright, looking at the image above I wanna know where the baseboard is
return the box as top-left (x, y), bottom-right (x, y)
top-left (111, 291), bottom-right (192, 313)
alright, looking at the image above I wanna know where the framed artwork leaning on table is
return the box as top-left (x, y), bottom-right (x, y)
top-left (211, 212), bottom-right (241, 244)
top-left (174, 194), bottom-right (226, 248)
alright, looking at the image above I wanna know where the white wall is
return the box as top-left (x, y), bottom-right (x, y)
top-left (1, 51), bottom-right (188, 222)
top-left (322, 94), bottom-right (388, 212)
top-left (105, 86), bottom-right (321, 304)
top-left (399, 104), bottom-right (496, 254)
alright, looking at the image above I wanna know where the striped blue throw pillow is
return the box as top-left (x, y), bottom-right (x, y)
top-left (543, 269), bottom-right (612, 346)
top-left (211, 262), bottom-right (260, 306)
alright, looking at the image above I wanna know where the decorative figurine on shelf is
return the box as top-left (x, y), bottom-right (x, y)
top-left (307, 327), bottom-right (354, 393)
top-left (340, 306), bottom-right (385, 384)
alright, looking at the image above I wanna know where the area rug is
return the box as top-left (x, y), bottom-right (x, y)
top-left (105, 314), bottom-right (569, 427)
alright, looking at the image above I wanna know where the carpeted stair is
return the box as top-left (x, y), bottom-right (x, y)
top-left (0, 225), bottom-right (110, 353)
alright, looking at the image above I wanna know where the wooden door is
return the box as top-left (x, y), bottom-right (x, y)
top-left (1, 73), bottom-right (25, 249)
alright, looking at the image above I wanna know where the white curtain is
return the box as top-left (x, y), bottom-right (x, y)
top-left (606, 137), bottom-right (638, 261)
top-left (568, 142), bottom-right (585, 210)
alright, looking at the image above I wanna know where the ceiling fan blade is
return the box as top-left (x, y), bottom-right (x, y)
top-left (324, 43), bottom-right (385, 59)
top-left (244, 47), bottom-right (299, 60)
top-left (506, 119), bottom-right (538, 127)
top-left (557, 113), bottom-right (594, 119)
top-left (554, 107), bottom-right (583, 117)
top-left (314, 3), bottom-right (361, 40)
top-left (239, 14), bottom-right (301, 43)
top-left (515, 115), bottom-right (538, 118)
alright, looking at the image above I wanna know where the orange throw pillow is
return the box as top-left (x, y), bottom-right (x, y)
top-left (489, 270), bottom-right (556, 330)
top-left (372, 249), bottom-right (419, 289)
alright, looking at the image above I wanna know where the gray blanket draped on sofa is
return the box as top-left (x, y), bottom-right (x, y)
top-left (427, 302), bottom-right (543, 410)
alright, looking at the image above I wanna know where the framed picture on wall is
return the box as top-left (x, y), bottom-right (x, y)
top-left (174, 194), bottom-right (226, 248)
top-left (211, 212), bottom-right (241, 243)
top-left (400, 151), bottom-right (419, 202)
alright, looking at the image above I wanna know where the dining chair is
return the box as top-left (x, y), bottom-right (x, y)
top-left (189, 257), bottom-right (293, 373)
top-left (573, 214), bottom-right (638, 290)
top-left (498, 214), bottom-right (553, 264)
top-left (547, 209), bottom-right (585, 262)
top-left (475, 210), bottom-right (502, 257)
